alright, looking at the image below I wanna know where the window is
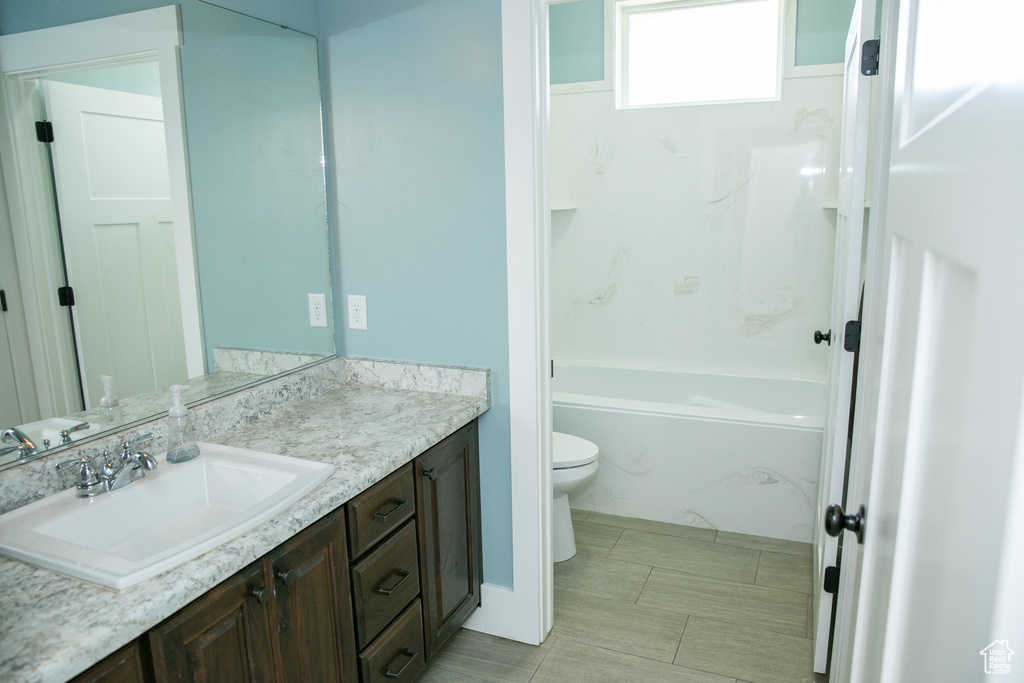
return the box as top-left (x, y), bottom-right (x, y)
top-left (616, 0), bottom-right (783, 108)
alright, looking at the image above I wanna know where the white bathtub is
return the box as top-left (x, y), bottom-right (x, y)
top-left (553, 364), bottom-right (825, 543)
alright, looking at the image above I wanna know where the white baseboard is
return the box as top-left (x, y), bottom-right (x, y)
top-left (463, 583), bottom-right (519, 641)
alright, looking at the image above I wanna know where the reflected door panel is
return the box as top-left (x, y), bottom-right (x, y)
top-left (44, 80), bottom-right (187, 408)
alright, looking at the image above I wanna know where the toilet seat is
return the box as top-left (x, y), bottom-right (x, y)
top-left (553, 432), bottom-right (599, 469)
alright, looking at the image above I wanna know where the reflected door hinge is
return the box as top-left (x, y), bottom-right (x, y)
top-left (35, 121), bottom-right (54, 143)
top-left (824, 565), bottom-right (840, 594)
top-left (0, 289), bottom-right (7, 312)
top-left (551, 360), bottom-right (554, 379)
top-left (57, 286), bottom-right (74, 307)
top-left (844, 320), bottom-right (862, 353)
top-left (861, 39), bottom-right (880, 76)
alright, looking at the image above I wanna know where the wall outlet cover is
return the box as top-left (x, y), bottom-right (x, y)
top-left (308, 293), bottom-right (327, 327)
top-left (348, 294), bottom-right (367, 330)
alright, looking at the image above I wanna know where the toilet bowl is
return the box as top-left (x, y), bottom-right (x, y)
top-left (552, 432), bottom-right (599, 562)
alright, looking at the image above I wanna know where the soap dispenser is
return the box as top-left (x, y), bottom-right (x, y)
top-left (99, 374), bottom-right (122, 423)
top-left (166, 384), bottom-right (200, 463)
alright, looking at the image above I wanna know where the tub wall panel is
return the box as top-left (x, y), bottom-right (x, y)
top-left (555, 405), bottom-right (822, 543)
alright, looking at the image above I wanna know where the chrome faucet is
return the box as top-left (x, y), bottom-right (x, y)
top-left (56, 433), bottom-right (156, 498)
top-left (0, 427), bottom-right (38, 459)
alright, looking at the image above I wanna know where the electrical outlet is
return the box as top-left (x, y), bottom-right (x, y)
top-left (308, 293), bottom-right (327, 327)
top-left (348, 295), bottom-right (367, 330)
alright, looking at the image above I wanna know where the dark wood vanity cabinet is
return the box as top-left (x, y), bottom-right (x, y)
top-left (82, 419), bottom-right (481, 683)
top-left (148, 508), bottom-right (357, 683)
top-left (415, 421), bottom-right (482, 660)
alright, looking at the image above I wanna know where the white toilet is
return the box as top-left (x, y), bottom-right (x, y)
top-left (552, 432), bottom-right (599, 562)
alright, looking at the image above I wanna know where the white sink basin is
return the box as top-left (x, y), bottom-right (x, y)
top-left (0, 443), bottom-right (333, 589)
top-left (15, 417), bottom-right (94, 448)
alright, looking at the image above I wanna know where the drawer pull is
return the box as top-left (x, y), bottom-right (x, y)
top-left (373, 498), bottom-right (407, 522)
top-left (376, 569), bottom-right (411, 596)
top-left (383, 649), bottom-right (417, 679)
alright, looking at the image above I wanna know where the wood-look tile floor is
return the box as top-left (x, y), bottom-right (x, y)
top-left (419, 511), bottom-right (829, 683)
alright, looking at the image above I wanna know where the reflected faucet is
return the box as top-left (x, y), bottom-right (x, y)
top-left (0, 427), bottom-right (38, 458)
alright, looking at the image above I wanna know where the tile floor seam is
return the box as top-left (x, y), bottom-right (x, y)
top-left (643, 563), bottom-right (819, 599)
top-left (682, 613), bottom-right (814, 643)
top-left (672, 614), bottom-right (689, 663)
top-left (527, 635), bottom-right (557, 681)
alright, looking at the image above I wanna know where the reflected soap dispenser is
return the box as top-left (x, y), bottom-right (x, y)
top-left (99, 374), bottom-right (122, 423)
top-left (166, 384), bottom-right (200, 464)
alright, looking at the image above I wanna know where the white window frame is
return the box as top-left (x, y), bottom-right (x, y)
top-left (614, 0), bottom-right (785, 110)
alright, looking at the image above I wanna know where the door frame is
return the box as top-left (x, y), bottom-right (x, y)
top-left (466, 0), bottom-right (556, 645)
top-left (0, 6), bottom-right (204, 417)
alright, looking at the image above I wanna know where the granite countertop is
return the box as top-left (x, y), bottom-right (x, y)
top-left (0, 358), bottom-right (489, 683)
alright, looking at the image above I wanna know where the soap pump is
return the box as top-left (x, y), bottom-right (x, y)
top-left (166, 384), bottom-right (200, 464)
top-left (99, 374), bottom-right (122, 423)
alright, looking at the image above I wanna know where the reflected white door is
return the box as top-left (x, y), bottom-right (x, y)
top-left (44, 80), bottom-right (187, 408)
top-left (811, 0), bottom-right (875, 672)
top-left (838, 0), bottom-right (1024, 680)
top-left (0, 296), bottom-right (21, 426)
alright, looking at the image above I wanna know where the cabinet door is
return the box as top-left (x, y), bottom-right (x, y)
top-left (70, 640), bottom-right (150, 683)
top-left (148, 560), bottom-right (275, 683)
top-left (266, 509), bottom-right (358, 683)
top-left (415, 421), bottom-right (482, 659)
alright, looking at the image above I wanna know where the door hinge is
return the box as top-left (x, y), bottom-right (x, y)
top-left (824, 565), bottom-right (840, 594)
top-left (57, 286), bottom-right (75, 307)
top-left (0, 289), bottom-right (7, 312)
top-left (861, 39), bottom-right (880, 76)
top-left (844, 320), bottom-right (862, 353)
top-left (551, 360), bottom-right (555, 378)
top-left (35, 121), bottom-right (54, 143)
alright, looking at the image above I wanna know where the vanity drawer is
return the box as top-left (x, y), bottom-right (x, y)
top-left (347, 463), bottom-right (415, 558)
top-left (358, 599), bottom-right (425, 683)
top-left (351, 519), bottom-right (420, 648)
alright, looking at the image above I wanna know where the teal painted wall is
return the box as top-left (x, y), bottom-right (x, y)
top-left (795, 0), bottom-right (857, 66)
top-left (550, 0), bottom-right (605, 84)
top-left (0, 0), bottom-right (319, 36)
top-left (549, 0), bottom-right (858, 85)
top-left (321, 0), bottom-right (514, 588)
top-left (46, 62), bottom-right (162, 97)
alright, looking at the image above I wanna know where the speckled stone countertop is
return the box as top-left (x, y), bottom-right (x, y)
top-left (0, 357), bottom-right (489, 683)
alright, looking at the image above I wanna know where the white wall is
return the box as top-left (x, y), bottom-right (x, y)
top-left (551, 76), bottom-right (844, 380)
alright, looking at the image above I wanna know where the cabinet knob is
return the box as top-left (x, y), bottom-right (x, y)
top-left (250, 586), bottom-right (272, 604)
top-left (423, 468), bottom-right (438, 481)
top-left (276, 569), bottom-right (299, 586)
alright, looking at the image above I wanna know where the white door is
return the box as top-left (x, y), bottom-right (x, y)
top-left (811, 0), bottom-right (875, 672)
top-left (0, 293), bottom-right (21, 427)
top-left (44, 80), bottom-right (187, 409)
top-left (833, 0), bottom-right (1024, 680)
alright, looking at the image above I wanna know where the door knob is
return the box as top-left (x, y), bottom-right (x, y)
top-left (825, 503), bottom-right (865, 544)
top-left (814, 329), bottom-right (832, 345)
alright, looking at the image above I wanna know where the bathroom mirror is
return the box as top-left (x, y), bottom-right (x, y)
top-left (0, 3), bottom-right (333, 470)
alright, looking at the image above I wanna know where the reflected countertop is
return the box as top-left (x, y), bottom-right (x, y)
top-left (0, 357), bottom-right (490, 683)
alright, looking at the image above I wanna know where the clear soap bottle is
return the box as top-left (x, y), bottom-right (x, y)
top-left (166, 384), bottom-right (200, 463)
top-left (99, 374), bottom-right (122, 423)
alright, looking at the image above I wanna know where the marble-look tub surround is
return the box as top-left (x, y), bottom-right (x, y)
top-left (550, 75), bottom-right (844, 379)
top-left (0, 356), bottom-right (489, 683)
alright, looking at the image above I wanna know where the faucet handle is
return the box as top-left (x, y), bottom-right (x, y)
top-left (56, 453), bottom-right (101, 487)
top-left (58, 422), bottom-right (91, 445)
top-left (120, 433), bottom-right (153, 458)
